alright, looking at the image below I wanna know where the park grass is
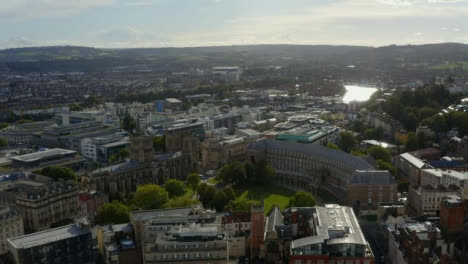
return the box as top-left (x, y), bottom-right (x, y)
top-left (236, 184), bottom-right (295, 214)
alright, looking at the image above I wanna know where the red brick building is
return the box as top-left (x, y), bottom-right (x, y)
top-left (79, 190), bottom-right (109, 222)
top-left (250, 205), bottom-right (265, 257)
top-left (440, 195), bottom-right (468, 237)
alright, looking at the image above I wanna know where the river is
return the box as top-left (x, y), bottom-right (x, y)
top-left (342, 85), bottom-right (378, 103)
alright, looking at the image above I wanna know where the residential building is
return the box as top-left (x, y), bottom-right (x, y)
top-left (420, 169), bottom-right (468, 198)
top-left (289, 204), bottom-right (374, 264)
top-left (395, 152), bottom-right (431, 185)
top-left (408, 184), bottom-right (460, 217)
top-left (8, 220), bottom-right (93, 264)
top-left (366, 112), bottom-right (402, 137)
top-left (410, 148), bottom-right (441, 161)
top-left (0, 206), bottom-right (23, 256)
top-left (386, 221), bottom-right (452, 264)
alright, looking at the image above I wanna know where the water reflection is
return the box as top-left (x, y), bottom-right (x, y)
top-left (343, 85), bottom-right (378, 103)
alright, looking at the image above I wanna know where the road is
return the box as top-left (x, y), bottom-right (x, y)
top-left (360, 221), bottom-right (391, 264)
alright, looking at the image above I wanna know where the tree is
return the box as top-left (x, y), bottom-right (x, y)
top-left (108, 155), bottom-right (117, 164)
top-left (325, 142), bottom-right (340, 150)
top-left (367, 146), bottom-right (392, 163)
top-left (39, 166), bottom-right (76, 181)
top-left (338, 131), bottom-right (357, 152)
top-left (213, 191), bottom-right (228, 211)
top-left (167, 196), bottom-right (198, 208)
top-left (224, 197), bottom-right (254, 211)
top-left (0, 137), bottom-right (7, 147)
top-left (377, 160), bottom-right (396, 176)
top-left (153, 135), bottom-right (166, 153)
top-left (253, 159), bottom-right (275, 184)
top-left (244, 161), bottom-right (255, 180)
top-left (69, 103), bottom-right (83, 111)
top-left (96, 201), bottom-right (129, 225)
top-left (218, 162), bottom-right (247, 186)
top-left (186, 173), bottom-right (200, 192)
top-left (198, 183), bottom-right (216, 208)
top-left (121, 113), bottom-right (136, 133)
top-left (118, 148), bottom-right (130, 161)
top-left (132, 184), bottom-right (169, 210)
top-left (289, 191), bottom-right (316, 207)
top-left (222, 186), bottom-right (236, 201)
top-left (164, 179), bottom-right (186, 198)
top-left (405, 132), bottom-right (418, 151)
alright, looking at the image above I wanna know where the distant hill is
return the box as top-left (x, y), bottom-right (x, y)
top-left (1, 43), bottom-right (468, 74)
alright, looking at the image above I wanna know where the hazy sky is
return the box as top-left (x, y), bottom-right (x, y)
top-left (1, 0), bottom-right (467, 49)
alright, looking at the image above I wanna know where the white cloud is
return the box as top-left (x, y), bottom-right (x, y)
top-left (124, 0), bottom-right (160, 6)
top-left (0, 0), bottom-right (115, 21)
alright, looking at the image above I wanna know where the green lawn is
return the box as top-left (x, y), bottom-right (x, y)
top-left (236, 184), bottom-right (295, 214)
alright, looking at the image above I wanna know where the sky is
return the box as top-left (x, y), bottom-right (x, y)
top-left (0, 0), bottom-right (467, 49)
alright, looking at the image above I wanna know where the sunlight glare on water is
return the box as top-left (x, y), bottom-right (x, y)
top-left (343, 85), bottom-right (378, 103)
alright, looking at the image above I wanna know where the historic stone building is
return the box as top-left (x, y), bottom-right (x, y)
top-left (83, 136), bottom-right (191, 197)
top-left (0, 176), bottom-right (79, 232)
top-left (247, 139), bottom-right (393, 207)
top-left (165, 122), bottom-right (205, 168)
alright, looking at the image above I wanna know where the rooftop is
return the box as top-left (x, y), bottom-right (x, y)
top-left (291, 204), bottom-right (367, 249)
top-left (400, 152), bottom-right (428, 169)
top-left (248, 138), bottom-right (374, 171)
top-left (350, 170), bottom-right (395, 185)
top-left (8, 224), bottom-right (89, 249)
top-left (9, 148), bottom-right (77, 163)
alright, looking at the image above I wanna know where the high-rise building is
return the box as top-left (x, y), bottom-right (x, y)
top-left (8, 220), bottom-right (94, 264)
top-left (0, 206), bottom-right (24, 256)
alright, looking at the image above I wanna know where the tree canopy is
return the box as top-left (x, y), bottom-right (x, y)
top-left (164, 179), bottom-right (186, 198)
top-left (132, 184), bottom-right (169, 210)
top-left (153, 135), bottom-right (166, 153)
top-left (186, 173), bottom-right (200, 192)
top-left (38, 166), bottom-right (76, 181)
top-left (289, 191), bottom-right (316, 207)
top-left (121, 113), bottom-right (136, 133)
top-left (367, 146), bottom-right (392, 163)
top-left (96, 201), bottom-right (129, 225)
top-left (198, 183), bottom-right (216, 208)
top-left (338, 131), bottom-right (357, 153)
top-left (0, 137), bottom-right (7, 147)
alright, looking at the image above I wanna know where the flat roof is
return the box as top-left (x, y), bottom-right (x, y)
top-left (291, 205), bottom-right (367, 249)
top-left (8, 224), bottom-right (89, 249)
top-left (9, 148), bottom-right (76, 163)
top-left (400, 153), bottom-right (427, 169)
